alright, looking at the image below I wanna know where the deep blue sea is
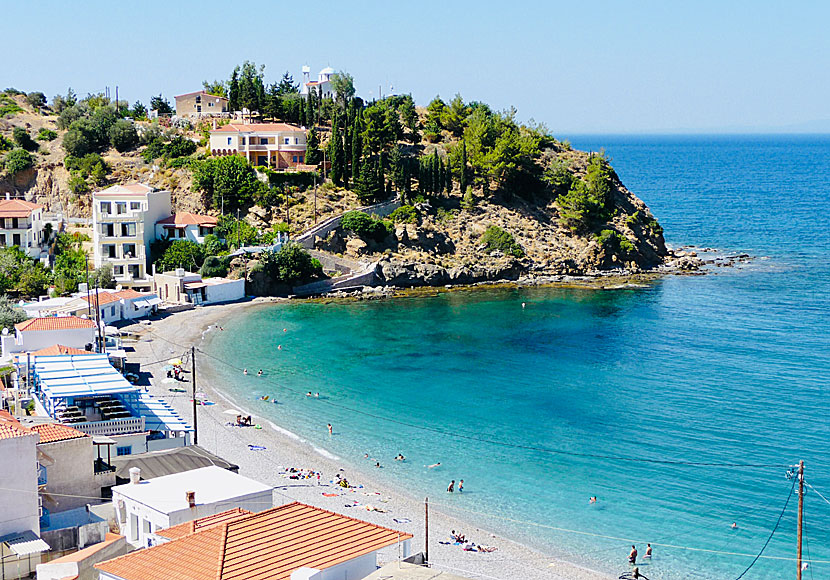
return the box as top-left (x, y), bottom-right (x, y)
top-left (205, 135), bottom-right (830, 579)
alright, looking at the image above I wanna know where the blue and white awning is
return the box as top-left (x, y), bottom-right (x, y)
top-left (0, 530), bottom-right (50, 555)
top-left (34, 354), bottom-right (139, 399)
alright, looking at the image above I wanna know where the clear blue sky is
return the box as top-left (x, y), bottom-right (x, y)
top-left (4, 0), bottom-right (828, 133)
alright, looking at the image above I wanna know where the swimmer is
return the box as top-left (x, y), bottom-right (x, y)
top-left (306, 392), bottom-right (313, 397)
top-left (278, 345), bottom-right (282, 350)
top-left (522, 302), bottom-right (526, 308)
top-left (629, 545), bottom-right (637, 565)
top-left (257, 369), bottom-right (263, 377)
top-left (283, 328), bottom-right (287, 332)
top-left (314, 392), bottom-right (320, 398)
top-left (731, 522), bottom-right (738, 529)
top-left (364, 453), bottom-right (369, 459)
top-left (395, 453), bottom-right (406, 461)
top-left (589, 496), bottom-right (597, 504)
top-left (447, 480), bottom-right (455, 493)
top-left (243, 369), bottom-right (248, 375)
top-left (645, 544), bottom-right (652, 559)
top-left (427, 462), bottom-right (441, 469)
top-left (459, 479), bottom-right (464, 493)
top-left (375, 462), bottom-right (381, 468)
top-left (327, 423), bottom-right (332, 435)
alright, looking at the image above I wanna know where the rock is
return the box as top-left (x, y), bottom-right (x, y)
top-left (345, 238), bottom-right (368, 257)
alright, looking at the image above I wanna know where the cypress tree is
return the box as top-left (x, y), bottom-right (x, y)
top-left (376, 154), bottom-right (385, 199)
top-left (339, 130), bottom-right (349, 189)
top-left (355, 156), bottom-right (378, 204)
top-left (329, 114), bottom-right (342, 185)
top-left (445, 158), bottom-right (452, 193)
top-left (351, 118), bottom-right (362, 181)
top-left (432, 151), bottom-right (440, 194)
top-left (459, 139), bottom-right (467, 194)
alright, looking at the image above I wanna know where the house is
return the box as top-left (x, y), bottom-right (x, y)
top-left (56, 289), bottom-right (161, 325)
top-left (95, 502), bottom-right (413, 580)
top-left (0, 411), bottom-right (50, 580)
top-left (25, 421), bottom-right (116, 514)
top-left (174, 91), bottom-right (228, 118)
top-left (109, 465), bottom-right (273, 548)
top-left (110, 445), bottom-right (238, 485)
top-left (36, 533), bottom-right (129, 580)
top-left (209, 123), bottom-right (307, 168)
top-left (0, 198), bottom-right (46, 259)
top-left (153, 270), bottom-right (245, 305)
top-left (92, 184), bottom-right (172, 290)
top-left (1, 317), bottom-right (97, 359)
top-left (301, 66), bottom-right (335, 99)
top-left (28, 353), bottom-right (192, 456)
top-left (154, 213), bottom-right (218, 244)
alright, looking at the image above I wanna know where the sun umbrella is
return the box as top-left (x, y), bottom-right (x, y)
top-left (168, 358), bottom-right (183, 366)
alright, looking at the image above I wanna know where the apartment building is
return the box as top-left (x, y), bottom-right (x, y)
top-left (174, 91), bottom-right (228, 118)
top-left (0, 198), bottom-right (45, 258)
top-left (209, 123), bottom-right (307, 168)
top-left (92, 184), bottom-right (172, 290)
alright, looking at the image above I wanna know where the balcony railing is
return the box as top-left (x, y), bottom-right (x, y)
top-left (74, 416), bottom-right (145, 436)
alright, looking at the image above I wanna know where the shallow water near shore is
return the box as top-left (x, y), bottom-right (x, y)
top-left (204, 135), bottom-right (830, 579)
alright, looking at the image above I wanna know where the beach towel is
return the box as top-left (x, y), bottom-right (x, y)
top-left (392, 518), bottom-right (411, 524)
top-left (322, 493), bottom-right (339, 497)
top-left (248, 445), bottom-right (266, 451)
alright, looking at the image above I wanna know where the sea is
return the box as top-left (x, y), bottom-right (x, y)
top-left (203, 135), bottom-right (830, 579)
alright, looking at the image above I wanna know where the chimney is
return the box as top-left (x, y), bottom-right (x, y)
top-left (212, 119), bottom-right (217, 130)
top-left (129, 467), bottom-right (141, 484)
top-left (186, 490), bottom-right (196, 508)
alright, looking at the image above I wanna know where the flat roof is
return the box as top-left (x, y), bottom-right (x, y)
top-left (111, 445), bottom-right (238, 480)
top-left (34, 354), bottom-right (140, 399)
top-left (365, 563), bottom-right (474, 580)
top-left (111, 465), bottom-right (272, 512)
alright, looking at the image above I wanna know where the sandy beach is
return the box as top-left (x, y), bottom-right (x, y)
top-left (123, 300), bottom-right (617, 580)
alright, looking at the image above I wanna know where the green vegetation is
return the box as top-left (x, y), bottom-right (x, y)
top-left (65, 153), bottom-right (107, 192)
top-left (13, 127), bottom-right (38, 152)
top-left (389, 204), bottom-right (417, 224)
top-left (0, 135), bottom-right (13, 152)
top-left (0, 295), bottom-right (27, 332)
top-left (200, 255), bottom-right (230, 278)
top-left (52, 232), bottom-right (90, 294)
top-left (595, 229), bottom-right (634, 257)
top-left (258, 242), bottom-right (322, 285)
top-left (108, 119), bottom-right (139, 152)
top-left (3, 149), bottom-right (33, 175)
top-left (142, 134), bottom-right (197, 163)
top-left (556, 155), bottom-right (614, 232)
top-left (26, 92), bottom-right (46, 110)
top-left (480, 225), bottom-right (524, 257)
top-left (215, 215), bottom-right (259, 249)
top-left (37, 128), bottom-right (58, 141)
top-left (192, 155), bottom-right (265, 212)
top-left (149, 95), bottom-right (173, 115)
top-left (340, 211), bottom-right (391, 242)
top-left (155, 240), bottom-right (204, 272)
top-left (0, 94), bottom-right (24, 118)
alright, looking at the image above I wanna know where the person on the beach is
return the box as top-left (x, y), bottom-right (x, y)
top-left (447, 480), bottom-right (455, 493)
top-left (645, 544), bottom-right (652, 559)
top-left (327, 423), bottom-right (332, 435)
top-left (243, 368), bottom-right (248, 375)
top-left (395, 453), bottom-right (405, 461)
top-left (629, 545), bottom-right (637, 565)
top-left (427, 462), bottom-right (441, 469)
top-left (459, 479), bottom-right (464, 493)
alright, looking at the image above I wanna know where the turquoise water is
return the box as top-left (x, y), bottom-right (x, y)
top-left (205, 136), bottom-right (830, 579)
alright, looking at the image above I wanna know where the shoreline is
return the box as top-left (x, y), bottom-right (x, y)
top-left (125, 298), bottom-right (618, 580)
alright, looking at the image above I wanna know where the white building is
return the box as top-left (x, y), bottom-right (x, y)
top-left (301, 66), bottom-right (335, 99)
top-left (1, 316), bottom-right (97, 360)
top-left (111, 465), bottom-right (273, 548)
top-left (209, 123), bottom-right (307, 169)
top-left (153, 270), bottom-right (245, 305)
top-left (92, 184), bottom-right (172, 290)
top-left (56, 289), bottom-right (161, 325)
top-left (0, 411), bottom-right (50, 580)
top-left (154, 213), bottom-right (218, 244)
top-left (0, 199), bottom-right (46, 259)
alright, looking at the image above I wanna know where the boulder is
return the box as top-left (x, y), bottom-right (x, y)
top-left (345, 238), bottom-right (368, 257)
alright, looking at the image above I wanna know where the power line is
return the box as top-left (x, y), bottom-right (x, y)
top-left (734, 476), bottom-right (797, 579)
top-left (142, 328), bottom-right (789, 470)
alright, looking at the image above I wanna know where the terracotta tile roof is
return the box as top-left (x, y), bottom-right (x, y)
top-left (30, 344), bottom-right (92, 356)
top-left (113, 289), bottom-right (152, 300)
top-left (93, 183), bottom-right (158, 197)
top-left (157, 508), bottom-right (252, 540)
top-left (15, 316), bottom-right (97, 332)
top-left (157, 213), bottom-right (218, 227)
top-left (211, 123), bottom-right (304, 134)
top-left (0, 199), bottom-right (43, 218)
top-left (0, 411), bottom-right (36, 440)
top-left (95, 502), bottom-right (413, 580)
top-left (31, 422), bottom-right (89, 444)
top-left (82, 292), bottom-right (122, 306)
top-left (175, 90), bottom-right (228, 100)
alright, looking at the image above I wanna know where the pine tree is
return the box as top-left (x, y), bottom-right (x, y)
top-left (355, 156), bottom-right (379, 204)
top-left (459, 139), bottom-right (468, 194)
top-left (228, 67), bottom-right (240, 112)
top-left (329, 116), bottom-right (342, 186)
top-left (351, 117), bottom-right (362, 181)
top-left (376, 154), bottom-right (385, 199)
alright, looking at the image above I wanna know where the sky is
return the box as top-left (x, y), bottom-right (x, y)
top-left (3, 0), bottom-right (828, 134)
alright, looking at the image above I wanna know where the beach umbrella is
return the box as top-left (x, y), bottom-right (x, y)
top-left (223, 409), bottom-right (241, 415)
top-left (162, 365), bottom-right (174, 372)
top-left (168, 358), bottom-right (183, 366)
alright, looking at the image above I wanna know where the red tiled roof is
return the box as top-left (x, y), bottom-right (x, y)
top-left (31, 422), bottom-right (89, 444)
top-left (30, 345), bottom-right (92, 356)
top-left (0, 411), bottom-right (36, 440)
top-left (174, 90), bottom-right (228, 100)
top-left (15, 317), bottom-right (96, 332)
top-left (82, 292), bottom-right (122, 306)
top-left (156, 213), bottom-right (218, 227)
top-left (113, 289), bottom-right (151, 300)
top-left (211, 123), bottom-right (304, 134)
top-left (0, 199), bottom-right (43, 218)
top-left (157, 508), bottom-right (252, 540)
top-left (95, 503), bottom-right (413, 580)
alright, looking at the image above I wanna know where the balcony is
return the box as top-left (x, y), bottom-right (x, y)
top-left (74, 416), bottom-right (146, 436)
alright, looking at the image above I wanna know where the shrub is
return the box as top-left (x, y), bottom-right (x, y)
top-left (0, 135), bottom-right (13, 152)
top-left (13, 127), bottom-right (38, 152)
top-left (36, 128), bottom-right (57, 141)
top-left (108, 119), bottom-right (139, 152)
top-left (26, 92), bottom-right (47, 109)
top-left (259, 242), bottom-right (321, 284)
top-left (200, 255), bottom-right (229, 278)
top-left (62, 120), bottom-right (97, 157)
top-left (202, 233), bottom-right (225, 257)
top-left (556, 156), bottom-right (613, 232)
top-left (0, 295), bottom-right (27, 331)
top-left (3, 148), bottom-right (33, 175)
top-left (68, 174), bottom-right (89, 194)
top-left (480, 225), bottom-right (524, 258)
top-left (266, 170), bottom-right (317, 190)
top-left (56, 104), bottom-right (87, 130)
top-left (163, 135), bottom-right (197, 158)
top-left (595, 229), bottom-right (634, 257)
top-left (156, 240), bottom-right (204, 272)
top-left (544, 159), bottom-right (573, 190)
top-left (389, 204), bottom-right (417, 224)
top-left (340, 211), bottom-right (391, 242)
top-left (461, 187), bottom-right (477, 210)
top-left (0, 95), bottom-right (23, 118)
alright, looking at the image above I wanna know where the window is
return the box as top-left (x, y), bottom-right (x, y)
top-left (227, 137), bottom-right (232, 145)
top-left (299, 155), bottom-right (304, 163)
top-left (208, 102), bottom-right (214, 107)
top-left (260, 137), bottom-right (268, 145)
top-left (11, 217), bottom-right (19, 229)
top-left (241, 136), bottom-right (246, 145)
top-left (130, 202), bottom-right (141, 210)
top-left (294, 137), bottom-right (299, 145)
top-left (117, 446), bottom-right (132, 456)
top-left (101, 202), bottom-right (111, 214)
top-left (13, 233), bottom-right (21, 246)
top-left (123, 243), bottom-right (136, 257)
top-left (121, 223), bottom-right (137, 237)
top-left (113, 265), bottom-right (124, 276)
top-left (292, 156), bottom-right (298, 163)
top-left (104, 244), bottom-right (116, 258)
top-left (284, 138), bottom-right (289, 145)
top-left (101, 223), bottom-right (114, 236)
top-left (196, 105), bottom-right (201, 113)
top-left (116, 202), bottom-right (127, 215)
top-left (195, 95), bottom-right (201, 103)
top-left (0, 218), bottom-right (5, 228)
top-left (129, 514), bottom-right (138, 541)
top-left (0, 234), bottom-right (5, 246)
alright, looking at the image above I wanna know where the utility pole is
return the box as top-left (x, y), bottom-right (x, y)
top-left (424, 497), bottom-right (429, 564)
top-left (797, 460), bottom-right (804, 580)
top-left (191, 346), bottom-right (198, 445)
top-left (313, 176), bottom-right (318, 224)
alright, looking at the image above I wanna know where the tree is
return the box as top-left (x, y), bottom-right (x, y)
top-left (272, 242), bottom-right (319, 284)
top-left (90, 263), bottom-right (115, 289)
top-left (4, 148), bottom-right (33, 175)
top-left (51, 88), bottom-right (77, 114)
top-left (306, 128), bottom-right (321, 164)
top-left (13, 127), bottom-right (37, 152)
top-left (52, 233), bottom-right (89, 294)
top-left (354, 157), bottom-right (381, 204)
top-left (237, 61), bottom-right (266, 116)
top-left (426, 96), bottom-right (447, 131)
top-left (62, 120), bottom-right (96, 157)
top-left (156, 240), bottom-right (204, 272)
top-left (202, 233), bottom-right (224, 257)
top-left (399, 95), bottom-right (419, 143)
top-left (459, 138), bottom-right (468, 194)
top-left (130, 101), bottom-right (147, 119)
top-left (108, 119), bottom-right (139, 152)
top-left (192, 155), bottom-right (265, 211)
top-left (390, 145), bottom-right (406, 194)
top-left (442, 94), bottom-right (469, 137)
top-left (202, 79), bottom-right (227, 98)
top-left (351, 116), bottom-right (362, 180)
top-left (276, 72), bottom-right (299, 95)
top-left (0, 295), bottom-right (27, 332)
top-left (26, 91), bottom-right (47, 110)
top-left (329, 72), bottom-right (355, 108)
top-left (0, 246), bottom-right (29, 292)
top-left (16, 264), bottom-right (50, 297)
top-left (149, 94), bottom-right (173, 115)
top-left (228, 68), bottom-right (240, 112)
